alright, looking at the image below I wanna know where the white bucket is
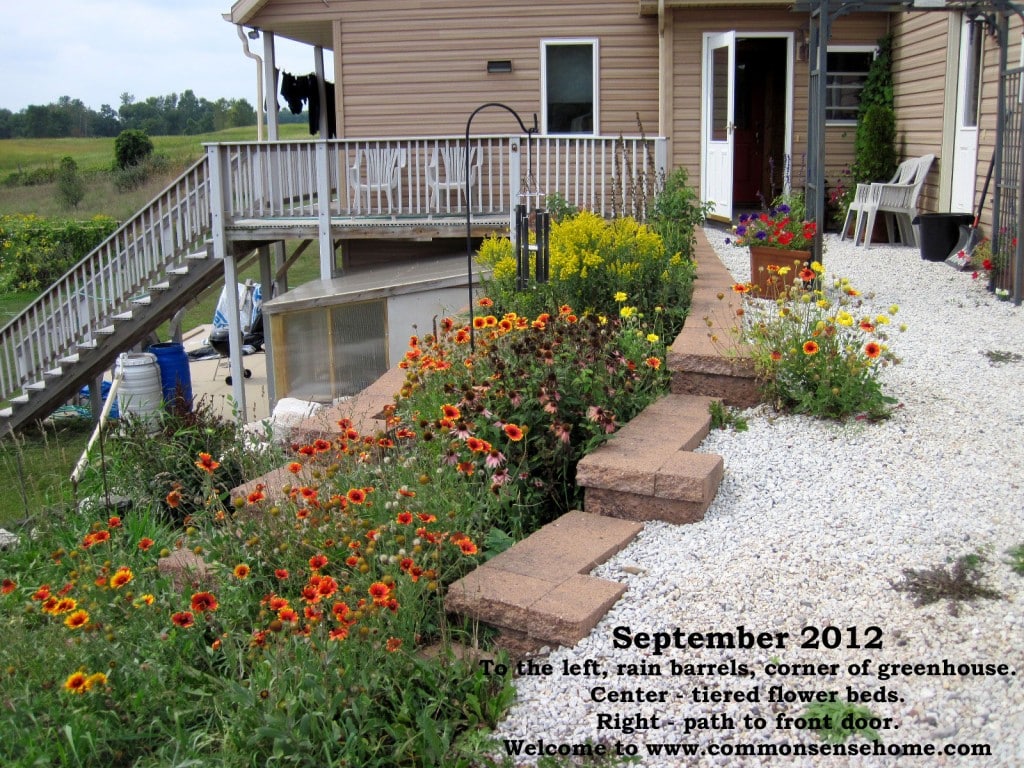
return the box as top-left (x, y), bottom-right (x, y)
top-left (115, 352), bottom-right (163, 427)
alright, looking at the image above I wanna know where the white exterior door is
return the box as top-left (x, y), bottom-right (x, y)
top-left (951, 16), bottom-right (982, 213)
top-left (703, 31), bottom-right (736, 221)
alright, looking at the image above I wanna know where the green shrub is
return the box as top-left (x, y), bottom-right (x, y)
top-left (0, 213), bottom-right (118, 292)
top-left (649, 166), bottom-right (713, 262)
top-left (853, 104), bottom-right (897, 184)
top-left (476, 210), bottom-right (695, 336)
top-left (55, 156), bottom-right (85, 209)
top-left (114, 129), bottom-right (155, 170)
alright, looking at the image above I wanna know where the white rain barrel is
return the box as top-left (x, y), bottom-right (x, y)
top-left (115, 352), bottom-right (163, 426)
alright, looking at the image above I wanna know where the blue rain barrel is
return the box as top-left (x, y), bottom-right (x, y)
top-left (115, 352), bottom-right (163, 426)
top-left (148, 341), bottom-right (193, 412)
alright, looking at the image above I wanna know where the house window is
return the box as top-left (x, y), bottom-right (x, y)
top-left (825, 46), bottom-right (876, 123)
top-left (542, 39), bottom-right (599, 134)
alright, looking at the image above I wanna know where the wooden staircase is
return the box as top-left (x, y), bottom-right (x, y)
top-left (0, 157), bottom-right (224, 436)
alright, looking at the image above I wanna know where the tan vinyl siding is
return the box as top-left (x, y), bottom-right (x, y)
top-left (323, 0), bottom-right (661, 139)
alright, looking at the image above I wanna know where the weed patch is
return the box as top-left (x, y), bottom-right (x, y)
top-left (892, 552), bottom-right (1003, 615)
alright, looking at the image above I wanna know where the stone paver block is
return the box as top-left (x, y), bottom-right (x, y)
top-left (655, 451), bottom-right (724, 502)
top-left (443, 567), bottom-right (553, 630)
top-left (158, 549), bottom-right (214, 591)
top-left (585, 486), bottom-right (708, 525)
top-left (487, 511), bottom-right (642, 581)
top-left (575, 440), bottom-right (659, 495)
top-left (671, 369), bottom-right (762, 408)
top-left (526, 575), bottom-right (628, 646)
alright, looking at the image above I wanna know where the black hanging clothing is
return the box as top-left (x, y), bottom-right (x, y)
top-left (280, 72), bottom-right (306, 115)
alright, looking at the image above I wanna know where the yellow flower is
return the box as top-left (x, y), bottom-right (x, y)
top-left (646, 333), bottom-right (660, 343)
top-left (888, 304), bottom-right (899, 315)
top-left (816, 299), bottom-right (830, 309)
top-left (778, 266), bottom-right (791, 276)
top-left (875, 314), bottom-right (890, 325)
top-left (811, 261), bottom-right (825, 274)
top-left (619, 306), bottom-right (637, 319)
top-left (614, 291), bottom-right (628, 302)
top-left (836, 311), bottom-right (854, 327)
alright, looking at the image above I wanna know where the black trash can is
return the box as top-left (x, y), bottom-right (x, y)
top-left (916, 213), bottom-right (973, 261)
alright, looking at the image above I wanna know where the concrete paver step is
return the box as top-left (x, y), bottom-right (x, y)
top-left (444, 511), bottom-right (642, 649)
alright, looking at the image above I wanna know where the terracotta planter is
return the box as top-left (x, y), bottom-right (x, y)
top-left (748, 246), bottom-right (811, 298)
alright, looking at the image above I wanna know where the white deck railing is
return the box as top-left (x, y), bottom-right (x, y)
top-left (208, 134), bottom-right (666, 220)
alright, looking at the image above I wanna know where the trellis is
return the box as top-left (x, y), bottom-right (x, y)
top-left (801, 0), bottom-right (1024, 303)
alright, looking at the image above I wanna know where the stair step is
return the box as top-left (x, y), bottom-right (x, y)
top-left (131, 295), bottom-right (152, 306)
top-left (58, 354), bottom-right (81, 366)
top-left (0, 407), bottom-right (12, 419)
top-left (112, 311), bottom-right (134, 321)
top-left (43, 368), bottom-right (64, 379)
top-left (77, 339), bottom-right (98, 351)
top-left (25, 381), bottom-right (47, 392)
top-left (95, 325), bottom-right (116, 336)
top-left (186, 250), bottom-right (210, 260)
top-left (168, 265), bottom-right (190, 276)
top-left (10, 394), bottom-right (30, 406)
top-left (151, 281), bottom-right (171, 291)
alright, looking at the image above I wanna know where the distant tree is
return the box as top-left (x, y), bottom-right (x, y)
top-left (0, 108), bottom-right (12, 139)
top-left (114, 129), bottom-right (154, 169)
top-left (55, 155), bottom-right (86, 209)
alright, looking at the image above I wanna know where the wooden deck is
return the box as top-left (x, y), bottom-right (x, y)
top-left (225, 213), bottom-right (508, 242)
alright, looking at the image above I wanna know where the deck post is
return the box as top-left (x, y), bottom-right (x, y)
top-left (207, 143), bottom-right (248, 420)
top-left (315, 141), bottom-right (334, 279)
top-left (509, 138), bottom-right (522, 243)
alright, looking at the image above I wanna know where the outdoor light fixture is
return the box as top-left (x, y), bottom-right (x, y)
top-left (487, 60), bottom-right (513, 74)
top-left (247, 27), bottom-right (260, 40)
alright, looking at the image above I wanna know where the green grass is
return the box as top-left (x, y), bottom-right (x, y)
top-left (0, 418), bottom-right (94, 528)
top-left (0, 124), bottom-right (309, 176)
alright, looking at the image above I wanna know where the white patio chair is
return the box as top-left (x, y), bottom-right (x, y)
top-left (426, 145), bottom-right (481, 212)
top-left (841, 154), bottom-right (935, 248)
top-left (347, 147), bottom-right (407, 213)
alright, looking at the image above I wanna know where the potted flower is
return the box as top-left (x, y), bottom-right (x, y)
top-left (730, 196), bottom-right (817, 298)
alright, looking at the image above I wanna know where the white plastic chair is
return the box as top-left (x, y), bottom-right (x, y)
top-left (347, 147), bottom-right (407, 213)
top-left (841, 154), bottom-right (935, 248)
top-left (426, 145), bottom-right (481, 212)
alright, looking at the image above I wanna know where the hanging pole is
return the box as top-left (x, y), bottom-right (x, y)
top-left (464, 103), bottom-right (537, 350)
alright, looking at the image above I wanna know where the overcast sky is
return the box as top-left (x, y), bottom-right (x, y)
top-left (0, 0), bottom-right (321, 112)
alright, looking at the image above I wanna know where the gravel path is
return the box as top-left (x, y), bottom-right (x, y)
top-left (491, 227), bottom-right (1024, 767)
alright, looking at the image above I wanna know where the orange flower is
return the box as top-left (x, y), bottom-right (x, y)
top-left (309, 554), bottom-right (329, 570)
top-left (346, 488), bottom-right (366, 505)
top-left (802, 340), bottom-right (819, 356)
top-left (368, 582), bottom-right (390, 603)
top-left (769, 350), bottom-right (783, 362)
top-left (396, 511), bottom-right (413, 525)
top-left (171, 611), bottom-right (195, 628)
top-left (233, 564), bottom-right (251, 579)
top-left (386, 637), bottom-right (403, 653)
top-left (64, 671), bottom-right (89, 694)
top-left (138, 537), bottom-right (154, 551)
top-left (644, 357), bottom-right (662, 370)
top-left (441, 403), bottom-right (461, 420)
top-left (107, 516), bottom-right (122, 528)
top-left (864, 342), bottom-right (882, 359)
top-left (458, 538), bottom-right (479, 556)
top-left (477, 297), bottom-right (494, 307)
top-left (287, 461), bottom-right (303, 474)
top-left (732, 283), bottom-right (750, 294)
top-left (195, 452), bottom-right (220, 474)
top-left (109, 567), bottom-right (133, 589)
top-left (190, 592), bottom-right (219, 613)
top-left (274, 569), bottom-right (289, 580)
top-left (64, 610), bottom-right (90, 630)
top-left (247, 488), bottom-right (266, 504)
top-left (1, 579), bottom-right (16, 595)
top-left (799, 267), bottom-right (816, 283)
top-left (859, 320), bottom-right (875, 333)
top-left (503, 423), bottom-right (524, 442)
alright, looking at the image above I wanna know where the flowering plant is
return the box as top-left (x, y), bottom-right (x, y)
top-left (731, 197), bottom-right (817, 251)
top-left (732, 268), bottom-right (904, 420)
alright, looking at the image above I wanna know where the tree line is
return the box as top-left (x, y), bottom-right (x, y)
top-left (0, 91), bottom-right (306, 139)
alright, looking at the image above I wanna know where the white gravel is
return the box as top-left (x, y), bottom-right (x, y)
top-left (491, 228), bottom-right (1024, 766)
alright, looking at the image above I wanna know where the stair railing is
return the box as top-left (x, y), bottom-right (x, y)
top-left (0, 157), bottom-right (213, 403)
